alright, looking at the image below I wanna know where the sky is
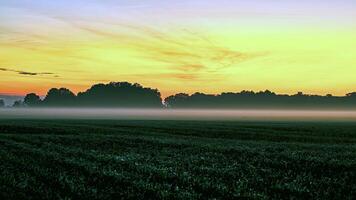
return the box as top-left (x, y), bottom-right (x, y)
top-left (0, 0), bottom-right (355, 97)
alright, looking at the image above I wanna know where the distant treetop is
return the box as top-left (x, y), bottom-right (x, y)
top-left (21, 82), bottom-right (162, 108)
top-left (24, 93), bottom-right (41, 107)
top-left (77, 82), bottom-right (162, 108)
top-left (43, 88), bottom-right (76, 107)
top-left (0, 99), bottom-right (4, 108)
top-left (164, 90), bottom-right (356, 109)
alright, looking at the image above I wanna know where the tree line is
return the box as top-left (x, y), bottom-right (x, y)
top-left (165, 91), bottom-right (356, 109)
top-left (1, 82), bottom-right (356, 109)
top-left (12, 82), bottom-right (162, 108)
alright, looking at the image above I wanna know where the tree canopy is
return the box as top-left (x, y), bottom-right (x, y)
top-left (164, 90), bottom-right (356, 109)
top-left (24, 93), bottom-right (41, 107)
top-left (77, 82), bottom-right (162, 108)
top-left (42, 88), bottom-right (76, 107)
top-left (21, 82), bottom-right (162, 108)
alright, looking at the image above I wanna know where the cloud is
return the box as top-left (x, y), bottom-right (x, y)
top-left (72, 21), bottom-right (265, 73)
top-left (0, 67), bottom-right (56, 76)
top-left (17, 71), bottom-right (38, 76)
top-left (67, 21), bottom-right (268, 82)
top-left (1, 15), bottom-right (266, 82)
top-left (121, 72), bottom-right (225, 82)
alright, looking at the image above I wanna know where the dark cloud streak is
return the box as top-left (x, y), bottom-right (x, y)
top-left (0, 67), bottom-right (56, 77)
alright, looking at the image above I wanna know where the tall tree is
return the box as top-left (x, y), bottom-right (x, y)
top-left (12, 100), bottom-right (24, 108)
top-left (77, 82), bottom-right (162, 108)
top-left (0, 99), bottom-right (4, 108)
top-left (42, 88), bottom-right (76, 107)
top-left (24, 93), bottom-right (42, 107)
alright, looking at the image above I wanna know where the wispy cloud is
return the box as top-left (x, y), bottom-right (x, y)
top-left (72, 21), bottom-right (266, 75)
top-left (120, 72), bottom-right (226, 82)
top-left (1, 11), bottom-right (267, 82)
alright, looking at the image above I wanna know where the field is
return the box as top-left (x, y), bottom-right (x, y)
top-left (0, 120), bottom-right (355, 199)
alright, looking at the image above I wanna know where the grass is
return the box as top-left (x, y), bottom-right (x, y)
top-left (0, 120), bottom-right (355, 199)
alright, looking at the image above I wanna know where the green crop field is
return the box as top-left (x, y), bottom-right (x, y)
top-left (0, 120), bottom-right (355, 199)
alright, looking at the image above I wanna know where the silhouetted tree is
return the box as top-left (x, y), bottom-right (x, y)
top-left (164, 93), bottom-right (189, 108)
top-left (346, 92), bottom-right (356, 97)
top-left (42, 88), bottom-right (76, 107)
top-left (165, 90), bottom-right (356, 109)
top-left (24, 93), bottom-right (42, 107)
top-left (0, 99), bottom-right (4, 108)
top-left (77, 82), bottom-right (162, 108)
top-left (12, 100), bottom-right (24, 108)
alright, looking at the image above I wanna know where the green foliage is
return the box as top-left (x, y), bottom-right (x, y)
top-left (0, 120), bottom-right (355, 199)
top-left (24, 93), bottom-right (41, 107)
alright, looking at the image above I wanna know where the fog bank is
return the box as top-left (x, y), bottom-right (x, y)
top-left (1, 108), bottom-right (356, 121)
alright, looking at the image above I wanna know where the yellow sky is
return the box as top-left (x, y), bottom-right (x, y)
top-left (1, 1), bottom-right (356, 97)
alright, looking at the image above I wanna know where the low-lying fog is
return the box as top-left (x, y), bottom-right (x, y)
top-left (1, 108), bottom-right (356, 121)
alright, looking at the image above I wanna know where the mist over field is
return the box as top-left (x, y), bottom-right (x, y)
top-left (1, 108), bottom-right (356, 121)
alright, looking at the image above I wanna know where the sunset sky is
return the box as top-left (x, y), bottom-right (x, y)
top-left (0, 0), bottom-right (355, 97)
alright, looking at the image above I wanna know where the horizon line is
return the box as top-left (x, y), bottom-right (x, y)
top-left (0, 81), bottom-right (355, 98)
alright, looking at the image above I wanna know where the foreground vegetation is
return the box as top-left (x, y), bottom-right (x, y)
top-left (0, 120), bottom-right (355, 199)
